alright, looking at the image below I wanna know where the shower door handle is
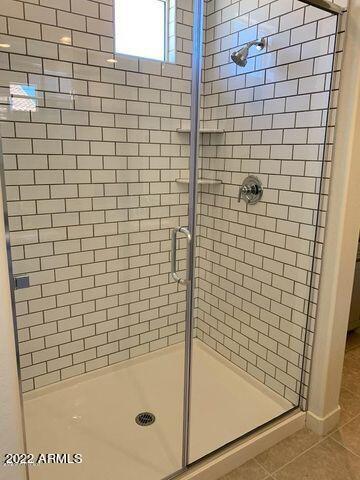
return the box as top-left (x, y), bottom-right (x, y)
top-left (171, 227), bottom-right (192, 285)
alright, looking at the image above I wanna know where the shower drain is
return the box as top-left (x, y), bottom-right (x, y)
top-left (135, 412), bottom-right (156, 427)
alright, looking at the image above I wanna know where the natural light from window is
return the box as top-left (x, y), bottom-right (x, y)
top-left (10, 84), bottom-right (37, 112)
top-left (115, 0), bottom-right (166, 62)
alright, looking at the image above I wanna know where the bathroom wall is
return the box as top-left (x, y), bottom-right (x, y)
top-left (0, 185), bottom-right (26, 480)
top-left (196, 0), bottom-right (346, 403)
top-left (0, 0), bottom-right (193, 391)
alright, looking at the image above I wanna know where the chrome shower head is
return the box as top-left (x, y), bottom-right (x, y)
top-left (231, 46), bottom-right (250, 67)
top-left (231, 38), bottom-right (266, 67)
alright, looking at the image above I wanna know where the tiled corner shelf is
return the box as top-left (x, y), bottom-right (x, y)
top-left (175, 178), bottom-right (223, 186)
top-left (176, 128), bottom-right (225, 134)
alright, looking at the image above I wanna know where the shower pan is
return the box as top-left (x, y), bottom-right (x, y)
top-left (0, 0), bottom-right (345, 479)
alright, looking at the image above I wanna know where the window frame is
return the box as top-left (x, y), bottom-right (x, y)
top-left (162, 0), bottom-right (169, 63)
top-left (114, 0), bottom-right (172, 63)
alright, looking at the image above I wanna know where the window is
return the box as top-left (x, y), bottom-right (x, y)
top-left (115, 0), bottom-right (173, 62)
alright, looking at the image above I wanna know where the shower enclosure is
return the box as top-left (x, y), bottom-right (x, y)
top-left (0, 0), bottom-right (345, 478)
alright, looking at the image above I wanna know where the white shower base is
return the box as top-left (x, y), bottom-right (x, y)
top-left (24, 339), bottom-right (292, 480)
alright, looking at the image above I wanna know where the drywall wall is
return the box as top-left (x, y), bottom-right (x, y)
top-left (0, 178), bottom-right (26, 480)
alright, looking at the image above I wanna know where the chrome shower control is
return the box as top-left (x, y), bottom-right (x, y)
top-left (238, 176), bottom-right (263, 205)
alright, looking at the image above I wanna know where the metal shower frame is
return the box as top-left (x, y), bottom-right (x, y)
top-left (180, 0), bottom-right (345, 473)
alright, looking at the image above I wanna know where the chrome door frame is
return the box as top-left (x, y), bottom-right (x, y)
top-left (182, 0), bottom-right (204, 467)
top-left (298, 5), bottom-right (344, 410)
top-left (0, 137), bottom-right (30, 480)
top-left (180, 0), bottom-right (346, 469)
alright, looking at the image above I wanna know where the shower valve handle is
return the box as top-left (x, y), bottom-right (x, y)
top-left (238, 176), bottom-right (263, 205)
top-left (241, 184), bottom-right (258, 195)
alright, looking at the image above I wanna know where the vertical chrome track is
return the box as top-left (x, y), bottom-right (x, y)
top-left (0, 138), bottom-right (29, 479)
top-left (299, 9), bottom-right (343, 410)
top-left (182, 0), bottom-right (204, 468)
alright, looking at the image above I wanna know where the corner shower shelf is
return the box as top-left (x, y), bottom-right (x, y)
top-left (175, 178), bottom-right (222, 186)
top-left (176, 128), bottom-right (225, 134)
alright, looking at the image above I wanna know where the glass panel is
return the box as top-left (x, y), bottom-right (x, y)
top-left (0, 0), bottom-right (192, 478)
top-left (189, 0), bottom-right (339, 462)
top-left (0, 0), bottom-right (346, 474)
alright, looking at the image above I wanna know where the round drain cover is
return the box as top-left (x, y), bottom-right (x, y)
top-left (135, 412), bottom-right (155, 427)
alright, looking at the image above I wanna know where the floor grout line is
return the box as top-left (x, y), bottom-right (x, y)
top-left (253, 419), bottom-right (360, 480)
top-left (219, 337), bottom-right (360, 480)
top-left (345, 347), bottom-right (360, 356)
top-left (253, 417), bottom-right (352, 476)
top-left (340, 392), bottom-right (360, 406)
top-left (336, 409), bottom-right (360, 430)
top-left (268, 433), bottom-right (354, 478)
top-left (345, 341), bottom-right (360, 353)
top-left (254, 457), bottom-right (272, 476)
top-left (341, 385), bottom-right (353, 394)
top-left (256, 434), bottom-right (326, 477)
top-left (264, 339), bottom-right (360, 478)
top-left (345, 346), bottom-right (359, 352)
top-left (336, 408), bottom-right (360, 428)
top-left (329, 435), bottom-right (360, 459)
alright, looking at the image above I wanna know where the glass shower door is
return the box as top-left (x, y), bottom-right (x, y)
top-left (0, 0), bottom-right (345, 476)
top-left (188, 0), bottom-right (341, 463)
top-left (0, 0), bottom-right (197, 479)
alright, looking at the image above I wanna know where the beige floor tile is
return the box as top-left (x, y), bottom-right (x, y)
top-left (346, 329), bottom-right (360, 351)
top-left (273, 438), bottom-right (360, 480)
top-left (342, 376), bottom-right (360, 397)
top-left (218, 330), bottom-right (360, 480)
top-left (218, 459), bottom-right (268, 480)
top-left (332, 414), bottom-right (360, 456)
top-left (339, 387), bottom-right (360, 426)
top-left (255, 428), bottom-right (321, 473)
top-left (342, 351), bottom-right (360, 396)
top-left (345, 345), bottom-right (360, 363)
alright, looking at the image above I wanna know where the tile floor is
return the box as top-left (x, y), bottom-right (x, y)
top-left (218, 328), bottom-right (360, 480)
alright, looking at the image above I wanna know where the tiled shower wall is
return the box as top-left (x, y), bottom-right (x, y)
top-left (0, 0), bottom-right (348, 401)
top-left (195, 0), bottom-right (347, 403)
top-left (0, 0), bottom-right (194, 391)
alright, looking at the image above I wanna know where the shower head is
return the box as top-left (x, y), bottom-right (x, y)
top-left (231, 46), bottom-right (250, 67)
top-left (231, 38), bottom-right (266, 67)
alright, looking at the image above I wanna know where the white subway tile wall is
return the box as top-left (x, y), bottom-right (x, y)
top-left (0, 0), bottom-right (193, 391)
top-left (195, 0), bottom-right (346, 403)
top-left (0, 0), bottom-right (348, 404)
